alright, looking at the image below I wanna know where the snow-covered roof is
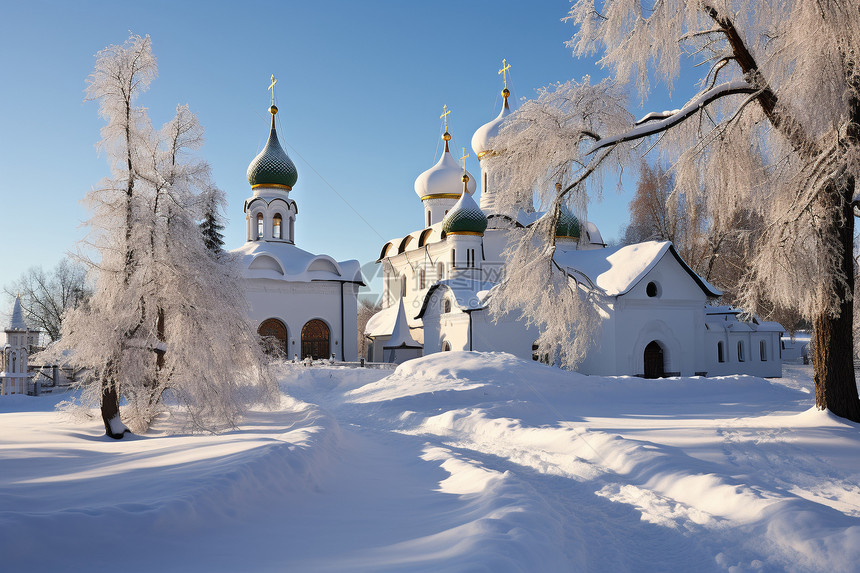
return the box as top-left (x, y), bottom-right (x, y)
top-left (705, 305), bottom-right (784, 334)
top-left (705, 306), bottom-right (741, 315)
top-left (553, 241), bottom-right (721, 298)
top-left (415, 279), bottom-right (496, 319)
top-left (365, 303), bottom-right (424, 340)
top-left (232, 241), bottom-right (364, 285)
top-left (6, 296), bottom-right (29, 332)
top-left (379, 222), bottom-right (448, 261)
top-left (383, 298), bottom-right (422, 349)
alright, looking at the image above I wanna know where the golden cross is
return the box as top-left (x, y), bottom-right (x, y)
top-left (498, 58), bottom-right (511, 90)
top-left (440, 104), bottom-right (451, 132)
top-left (460, 147), bottom-right (469, 170)
top-left (268, 74), bottom-right (278, 106)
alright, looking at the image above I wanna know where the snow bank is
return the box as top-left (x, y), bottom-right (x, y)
top-left (2, 354), bottom-right (858, 572)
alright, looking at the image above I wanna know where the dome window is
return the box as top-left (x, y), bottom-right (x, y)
top-left (273, 214), bottom-right (283, 239)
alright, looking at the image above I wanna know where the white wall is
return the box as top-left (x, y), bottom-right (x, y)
top-left (245, 279), bottom-right (360, 361)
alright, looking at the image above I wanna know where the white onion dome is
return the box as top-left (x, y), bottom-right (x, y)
top-left (442, 174), bottom-right (488, 235)
top-left (471, 89), bottom-right (512, 159)
top-left (247, 105), bottom-right (298, 190)
top-left (414, 133), bottom-right (477, 200)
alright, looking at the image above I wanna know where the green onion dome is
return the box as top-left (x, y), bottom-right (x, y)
top-left (442, 175), bottom-right (488, 235)
top-left (247, 107), bottom-right (298, 189)
top-left (556, 205), bottom-right (581, 239)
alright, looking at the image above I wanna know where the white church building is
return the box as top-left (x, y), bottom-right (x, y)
top-left (366, 82), bottom-right (783, 378)
top-left (232, 96), bottom-right (363, 361)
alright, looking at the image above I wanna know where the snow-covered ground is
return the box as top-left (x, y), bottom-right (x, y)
top-left (1, 353), bottom-right (858, 572)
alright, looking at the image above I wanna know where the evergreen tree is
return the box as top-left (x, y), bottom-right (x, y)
top-left (199, 187), bottom-right (226, 254)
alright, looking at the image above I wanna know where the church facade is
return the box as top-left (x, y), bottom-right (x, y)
top-left (366, 82), bottom-right (783, 377)
top-left (232, 96), bottom-right (363, 361)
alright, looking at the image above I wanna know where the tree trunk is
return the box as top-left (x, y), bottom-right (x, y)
top-left (813, 182), bottom-right (860, 422)
top-left (100, 363), bottom-right (129, 439)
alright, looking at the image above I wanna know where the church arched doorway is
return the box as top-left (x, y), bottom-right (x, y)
top-left (258, 318), bottom-right (288, 356)
top-left (643, 341), bottom-right (665, 379)
top-left (302, 319), bottom-right (330, 360)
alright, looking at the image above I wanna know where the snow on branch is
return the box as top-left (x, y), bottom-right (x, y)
top-left (587, 79), bottom-right (756, 155)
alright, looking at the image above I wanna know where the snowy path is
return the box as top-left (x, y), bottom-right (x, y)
top-left (1, 355), bottom-right (859, 572)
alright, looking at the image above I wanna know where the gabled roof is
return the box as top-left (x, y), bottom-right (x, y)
top-left (415, 279), bottom-right (496, 319)
top-left (553, 241), bottom-right (721, 298)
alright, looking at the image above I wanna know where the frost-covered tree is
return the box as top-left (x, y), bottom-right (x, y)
top-left (48, 34), bottom-right (275, 438)
top-left (488, 1), bottom-right (860, 421)
top-left (357, 297), bottom-right (382, 359)
top-left (4, 258), bottom-right (90, 343)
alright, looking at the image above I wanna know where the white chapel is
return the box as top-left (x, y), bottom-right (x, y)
top-left (366, 74), bottom-right (783, 378)
top-left (232, 91), bottom-right (363, 361)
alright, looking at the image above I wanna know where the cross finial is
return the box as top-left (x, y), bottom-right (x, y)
top-left (440, 104), bottom-right (451, 132)
top-left (460, 147), bottom-right (469, 171)
top-left (268, 74), bottom-right (278, 107)
top-left (498, 58), bottom-right (511, 90)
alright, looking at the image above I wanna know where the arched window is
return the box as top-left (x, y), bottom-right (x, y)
top-left (443, 298), bottom-right (451, 313)
top-left (483, 172), bottom-right (488, 194)
top-left (256, 213), bottom-right (264, 239)
top-left (419, 268), bottom-right (426, 289)
top-left (451, 249), bottom-right (456, 268)
top-left (717, 341), bottom-right (725, 363)
top-left (437, 262), bottom-right (444, 280)
top-left (301, 319), bottom-right (330, 360)
top-left (760, 340), bottom-right (767, 361)
top-left (273, 213), bottom-right (283, 239)
top-left (258, 318), bottom-right (288, 356)
top-left (442, 341), bottom-right (451, 352)
top-left (401, 275), bottom-right (407, 297)
top-left (427, 211), bottom-right (431, 227)
top-left (738, 341), bottom-right (745, 362)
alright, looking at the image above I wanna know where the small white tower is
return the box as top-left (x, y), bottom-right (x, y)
top-left (472, 60), bottom-right (514, 215)
top-left (2, 296), bottom-right (33, 395)
top-left (244, 76), bottom-right (300, 245)
top-left (441, 173), bottom-right (488, 282)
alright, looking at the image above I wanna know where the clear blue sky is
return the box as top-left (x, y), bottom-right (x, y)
top-left (0, 0), bottom-right (693, 305)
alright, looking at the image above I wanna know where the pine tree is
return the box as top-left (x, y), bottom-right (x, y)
top-left (199, 187), bottom-right (226, 254)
